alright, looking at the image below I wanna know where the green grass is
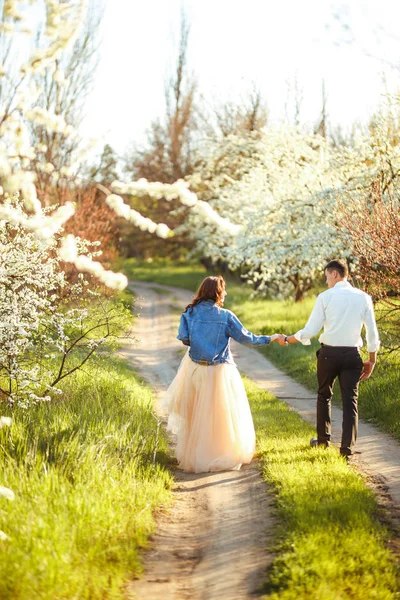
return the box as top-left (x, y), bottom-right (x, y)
top-left (119, 257), bottom-right (208, 291)
top-left (246, 377), bottom-right (400, 599)
top-left (119, 259), bottom-right (400, 441)
top-left (0, 356), bottom-right (173, 600)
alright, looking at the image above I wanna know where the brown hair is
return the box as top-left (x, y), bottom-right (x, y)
top-left (185, 276), bottom-right (226, 312)
top-left (324, 259), bottom-right (349, 278)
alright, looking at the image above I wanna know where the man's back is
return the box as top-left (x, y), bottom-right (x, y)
top-left (319, 281), bottom-right (372, 347)
top-left (295, 280), bottom-right (379, 351)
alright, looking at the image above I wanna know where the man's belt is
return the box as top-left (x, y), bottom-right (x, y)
top-left (321, 343), bottom-right (359, 349)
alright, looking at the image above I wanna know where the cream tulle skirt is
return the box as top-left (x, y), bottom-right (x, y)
top-left (162, 352), bottom-right (256, 473)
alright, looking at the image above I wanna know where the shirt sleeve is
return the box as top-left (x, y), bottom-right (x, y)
top-left (227, 313), bottom-right (271, 346)
top-left (363, 296), bottom-right (380, 352)
top-left (294, 294), bottom-right (325, 345)
top-left (177, 313), bottom-right (189, 342)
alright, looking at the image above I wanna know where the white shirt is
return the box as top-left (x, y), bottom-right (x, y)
top-left (294, 281), bottom-right (380, 352)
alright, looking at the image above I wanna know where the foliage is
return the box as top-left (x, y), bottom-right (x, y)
top-left (119, 12), bottom-right (199, 259)
top-left (0, 0), bottom-right (87, 207)
top-left (30, 2), bottom-right (104, 206)
top-left (0, 0), bottom-right (130, 287)
top-left (2, 2), bottom-right (399, 308)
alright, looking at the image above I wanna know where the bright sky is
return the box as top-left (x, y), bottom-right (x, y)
top-left (81, 0), bottom-right (400, 154)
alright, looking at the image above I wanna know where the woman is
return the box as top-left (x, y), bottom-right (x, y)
top-left (162, 275), bottom-right (278, 473)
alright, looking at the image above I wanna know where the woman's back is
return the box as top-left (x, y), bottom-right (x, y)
top-left (178, 300), bottom-right (270, 365)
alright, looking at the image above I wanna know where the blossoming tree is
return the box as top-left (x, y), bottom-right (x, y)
top-left (182, 115), bottom-right (400, 301)
top-left (182, 128), bottom-right (348, 299)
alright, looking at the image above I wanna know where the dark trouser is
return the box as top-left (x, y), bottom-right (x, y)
top-left (316, 345), bottom-right (364, 456)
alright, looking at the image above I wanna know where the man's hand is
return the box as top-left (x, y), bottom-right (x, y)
top-left (360, 360), bottom-right (375, 381)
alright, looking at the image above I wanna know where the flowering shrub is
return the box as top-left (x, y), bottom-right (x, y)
top-left (0, 195), bottom-right (131, 407)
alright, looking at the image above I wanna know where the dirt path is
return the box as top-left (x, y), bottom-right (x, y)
top-left (122, 282), bottom-right (274, 600)
top-left (123, 280), bottom-right (400, 599)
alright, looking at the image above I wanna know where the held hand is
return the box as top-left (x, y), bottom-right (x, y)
top-left (272, 333), bottom-right (288, 347)
top-left (278, 334), bottom-right (289, 347)
top-left (360, 360), bottom-right (375, 381)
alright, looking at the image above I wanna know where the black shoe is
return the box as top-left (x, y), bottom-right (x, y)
top-left (310, 437), bottom-right (330, 448)
top-left (340, 449), bottom-right (361, 459)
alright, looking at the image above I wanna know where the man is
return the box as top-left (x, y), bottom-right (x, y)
top-left (277, 259), bottom-right (380, 458)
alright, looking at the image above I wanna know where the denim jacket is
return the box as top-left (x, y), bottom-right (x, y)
top-left (177, 300), bottom-right (271, 365)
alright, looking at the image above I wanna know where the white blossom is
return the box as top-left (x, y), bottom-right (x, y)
top-left (155, 223), bottom-right (170, 239)
top-left (59, 234), bottom-right (78, 262)
top-left (0, 486), bottom-right (15, 501)
top-left (106, 194), bottom-right (168, 237)
top-left (0, 21), bottom-right (15, 34)
top-left (21, 183), bottom-right (41, 213)
top-left (0, 199), bottom-right (76, 240)
top-left (0, 417), bottom-right (12, 428)
top-left (60, 234), bottom-right (128, 290)
top-left (110, 178), bottom-right (240, 236)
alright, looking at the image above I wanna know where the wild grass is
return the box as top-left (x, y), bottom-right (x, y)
top-left (118, 257), bottom-right (208, 291)
top-left (246, 377), bottom-right (400, 599)
top-left (119, 259), bottom-right (400, 441)
top-left (0, 356), bottom-right (173, 600)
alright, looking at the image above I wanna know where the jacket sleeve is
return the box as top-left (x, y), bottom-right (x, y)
top-left (177, 313), bottom-right (190, 343)
top-left (227, 312), bottom-right (271, 346)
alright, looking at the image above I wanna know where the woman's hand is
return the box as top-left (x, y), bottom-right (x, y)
top-left (270, 333), bottom-right (287, 345)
